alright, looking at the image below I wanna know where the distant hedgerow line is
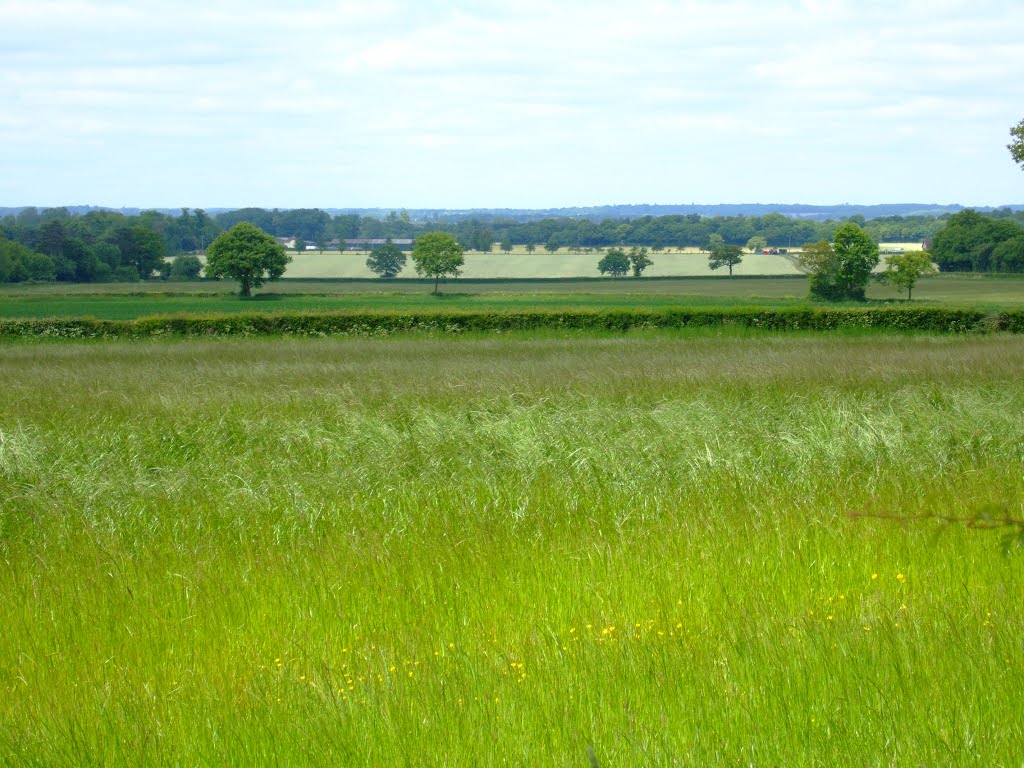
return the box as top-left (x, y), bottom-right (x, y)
top-left (1, 307), bottom-right (1022, 339)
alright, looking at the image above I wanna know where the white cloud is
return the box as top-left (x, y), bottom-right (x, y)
top-left (2, 0), bottom-right (1024, 206)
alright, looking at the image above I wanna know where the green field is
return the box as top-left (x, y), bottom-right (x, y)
top-left (2, 273), bottom-right (1023, 320)
top-left (273, 243), bottom-right (927, 280)
top-left (284, 247), bottom-right (810, 278)
top-left (2, 331), bottom-right (1023, 763)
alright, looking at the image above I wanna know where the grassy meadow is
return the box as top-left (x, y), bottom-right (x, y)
top-left (2, 330), bottom-right (1024, 764)
top-left (1, 273), bottom-right (1023, 320)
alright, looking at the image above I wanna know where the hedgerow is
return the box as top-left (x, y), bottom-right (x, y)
top-left (0, 308), bottom-right (1021, 339)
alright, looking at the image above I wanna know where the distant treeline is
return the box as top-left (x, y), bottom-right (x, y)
top-left (4, 202), bottom-right (1021, 221)
top-left (3, 206), bottom-right (1024, 283)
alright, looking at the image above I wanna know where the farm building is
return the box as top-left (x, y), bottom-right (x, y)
top-left (341, 238), bottom-right (413, 251)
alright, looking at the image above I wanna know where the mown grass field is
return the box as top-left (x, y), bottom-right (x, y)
top-left (1, 273), bottom-right (1023, 320)
top-left (2, 330), bottom-right (1023, 764)
top-left (283, 248), bottom-right (807, 278)
top-left (278, 243), bottom-right (926, 280)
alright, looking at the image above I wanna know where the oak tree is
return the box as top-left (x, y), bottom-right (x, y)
top-left (205, 223), bottom-right (291, 297)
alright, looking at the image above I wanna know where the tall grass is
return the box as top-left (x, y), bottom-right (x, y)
top-left (1, 331), bottom-right (1023, 764)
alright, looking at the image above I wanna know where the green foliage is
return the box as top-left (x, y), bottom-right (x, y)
top-left (1009, 117), bottom-right (1024, 170)
top-left (628, 246), bottom-right (653, 277)
top-left (878, 251), bottom-right (937, 300)
top-left (293, 237), bottom-right (307, 253)
top-left (0, 237), bottom-right (51, 282)
top-left (991, 236), bottom-right (1024, 272)
top-left (747, 235), bottom-right (767, 253)
top-left (470, 227), bottom-right (495, 253)
top-left (1, 306), bottom-right (1017, 339)
top-left (931, 209), bottom-right (1024, 272)
top-left (411, 232), bottom-right (464, 294)
top-left (831, 223), bottom-right (880, 299)
top-left (597, 248), bottom-right (630, 277)
top-left (705, 233), bottom-right (725, 252)
top-left (708, 244), bottom-right (743, 276)
top-left (544, 237), bottom-right (560, 253)
top-left (799, 224), bottom-right (879, 301)
top-left (21, 251), bottom-right (56, 282)
top-left (366, 238), bottom-right (407, 279)
top-left (205, 223), bottom-right (291, 297)
top-left (170, 254), bottom-right (204, 281)
top-left (108, 225), bottom-right (166, 279)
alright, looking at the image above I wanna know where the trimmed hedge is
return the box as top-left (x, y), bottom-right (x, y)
top-left (1, 308), bottom-right (1022, 339)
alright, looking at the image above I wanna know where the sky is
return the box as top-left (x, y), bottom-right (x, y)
top-left (2, 0), bottom-right (1024, 209)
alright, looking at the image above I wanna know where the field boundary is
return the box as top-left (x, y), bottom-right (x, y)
top-left (1, 307), bottom-right (1021, 339)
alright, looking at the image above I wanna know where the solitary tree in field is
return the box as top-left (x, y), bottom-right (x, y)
top-left (316, 236), bottom-right (329, 254)
top-left (747, 235), bottom-right (768, 254)
top-left (412, 231), bottom-right (464, 294)
top-left (525, 243), bottom-right (536, 253)
top-left (500, 241), bottom-right (513, 254)
top-left (366, 238), bottom-right (406, 278)
top-left (705, 233), bottom-right (725, 253)
top-left (544, 237), bottom-right (560, 253)
top-left (628, 246), bottom-right (653, 277)
top-left (598, 248), bottom-right (630, 277)
top-left (878, 250), bottom-right (937, 300)
top-left (708, 244), bottom-right (743, 276)
top-left (294, 237), bottom-right (306, 253)
top-left (205, 222), bottom-right (291, 297)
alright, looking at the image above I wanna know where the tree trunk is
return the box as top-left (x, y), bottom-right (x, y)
top-left (240, 278), bottom-right (251, 297)
top-left (433, 276), bottom-right (439, 295)
top-left (907, 285), bottom-right (912, 301)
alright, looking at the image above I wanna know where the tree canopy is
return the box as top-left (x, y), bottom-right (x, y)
top-left (204, 223), bottom-right (290, 297)
top-left (797, 223), bottom-right (879, 301)
top-left (747, 235), bottom-right (767, 253)
top-left (708, 244), bottom-right (743, 276)
top-left (930, 209), bottom-right (1024, 272)
top-left (110, 225), bottom-right (166, 279)
top-left (878, 251), bottom-right (937, 300)
top-left (366, 238), bottom-right (406, 279)
top-left (169, 253), bottom-right (203, 281)
top-left (628, 246), bottom-right (653, 277)
top-left (597, 248), bottom-right (630, 277)
top-left (411, 232), bottom-right (464, 293)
